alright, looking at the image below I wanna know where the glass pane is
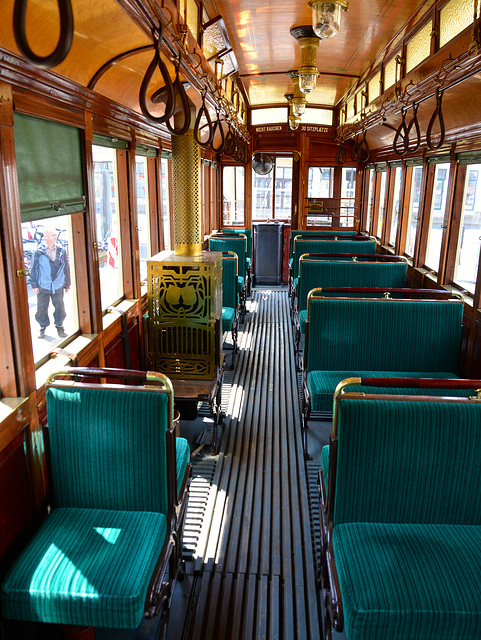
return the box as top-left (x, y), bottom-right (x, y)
top-left (161, 158), bottom-right (171, 251)
top-left (341, 167), bottom-right (357, 227)
top-left (384, 56), bottom-right (398, 91)
top-left (405, 166), bottom-right (424, 256)
top-left (440, 0), bottom-right (475, 48)
top-left (251, 108), bottom-right (288, 126)
top-left (224, 166), bottom-right (245, 224)
top-left (135, 156), bottom-right (150, 282)
top-left (389, 167), bottom-right (403, 245)
top-left (425, 163), bottom-right (450, 271)
top-left (24, 214), bottom-right (78, 363)
top-left (405, 21), bottom-right (432, 74)
top-left (186, 0), bottom-right (199, 40)
top-left (252, 170), bottom-right (273, 221)
top-left (347, 99), bottom-right (355, 120)
top-left (93, 145), bottom-right (123, 309)
top-left (368, 72), bottom-right (381, 103)
top-left (377, 171), bottom-right (388, 238)
top-left (365, 169), bottom-right (375, 232)
top-left (308, 167), bottom-right (334, 198)
top-left (454, 163), bottom-right (481, 293)
top-left (274, 157), bottom-right (293, 220)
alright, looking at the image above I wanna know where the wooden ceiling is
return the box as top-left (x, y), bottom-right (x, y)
top-left (0, 0), bottom-right (434, 112)
top-left (2, 0), bottom-right (481, 149)
top-left (207, 0), bottom-right (433, 108)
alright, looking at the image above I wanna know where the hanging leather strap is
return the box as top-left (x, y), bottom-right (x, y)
top-left (166, 55), bottom-right (192, 136)
top-left (426, 88), bottom-right (445, 150)
top-left (13, 0), bottom-right (73, 69)
top-left (336, 140), bottom-right (347, 165)
top-left (393, 107), bottom-right (408, 155)
top-left (405, 103), bottom-right (421, 152)
top-left (193, 91), bottom-right (213, 147)
top-left (139, 25), bottom-right (175, 124)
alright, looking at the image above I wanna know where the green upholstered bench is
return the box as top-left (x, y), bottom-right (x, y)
top-left (221, 251), bottom-right (240, 368)
top-left (320, 382), bottom-right (481, 640)
top-left (209, 234), bottom-right (248, 321)
top-left (288, 229), bottom-right (357, 271)
top-left (1, 368), bottom-right (191, 638)
top-left (301, 296), bottom-right (465, 455)
top-left (295, 259), bottom-right (408, 336)
top-left (225, 228), bottom-right (252, 295)
top-left (290, 237), bottom-right (377, 303)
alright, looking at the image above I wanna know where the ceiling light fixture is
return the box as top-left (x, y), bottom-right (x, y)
top-left (286, 70), bottom-right (308, 117)
top-left (308, 1), bottom-right (349, 39)
top-left (285, 92), bottom-right (301, 130)
top-left (290, 26), bottom-right (321, 95)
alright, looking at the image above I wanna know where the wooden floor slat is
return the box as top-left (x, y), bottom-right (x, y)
top-left (183, 290), bottom-right (321, 639)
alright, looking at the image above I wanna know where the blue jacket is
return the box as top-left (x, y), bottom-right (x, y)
top-left (28, 242), bottom-right (71, 293)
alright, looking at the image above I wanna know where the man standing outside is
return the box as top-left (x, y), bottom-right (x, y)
top-left (28, 226), bottom-right (71, 339)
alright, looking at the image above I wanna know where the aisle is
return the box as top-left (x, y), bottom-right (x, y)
top-left (181, 289), bottom-right (321, 640)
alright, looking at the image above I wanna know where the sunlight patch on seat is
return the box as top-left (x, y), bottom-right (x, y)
top-left (30, 544), bottom-right (100, 598)
top-left (93, 527), bottom-right (122, 544)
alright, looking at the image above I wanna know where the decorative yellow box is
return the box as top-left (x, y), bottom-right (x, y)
top-left (147, 250), bottom-right (222, 379)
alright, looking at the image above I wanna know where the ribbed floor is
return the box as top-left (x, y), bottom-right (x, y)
top-left (183, 290), bottom-right (321, 640)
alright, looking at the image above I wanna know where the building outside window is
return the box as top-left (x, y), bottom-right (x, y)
top-left (93, 145), bottom-right (123, 309)
top-left (454, 163), bottom-right (481, 294)
top-left (223, 165), bottom-right (245, 225)
top-left (404, 165), bottom-right (423, 257)
top-left (135, 155), bottom-right (150, 282)
top-left (425, 163), bottom-right (450, 271)
top-left (161, 157), bottom-right (172, 250)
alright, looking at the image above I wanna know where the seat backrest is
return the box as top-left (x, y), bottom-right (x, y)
top-left (46, 381), bottom-right (172, 515)
top-left (222, 252), bottom-right (238, 308)
top-left (331, 395), bottom-right (481, 526)
top-left (298, 260), bottom-right (407, 313)
top-left (209, 236), bottom-right (246, 278)
top-left (305, 298), bottom-right (463, 373)
top-left (293, 239), bottom-right (376, 280)
top-left (228, 229), bottom-right (252, 260)
top-left (289, 229), bottom-right (357, 259)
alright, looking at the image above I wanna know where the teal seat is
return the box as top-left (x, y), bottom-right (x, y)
top-left (289, 229), bottom-right (357, 266)
top-left (334, 522), bottom-right (481, 640)
top-left (322, 392), bottom-right (481, 640)
top-left (209, 235), bottom-right (247, 320)
top-left (1, 368), bottom-right (190, 636)
top-left (307, 370), bottom-right (468, 412)
top-left (220, 251), bottom-right (239, 367)
top-left (2, 507), bottom-right (167, 628)
top-left (301, 297), bottom-right (465, 454)
top-left (296, 260), bottom-right (407, 335)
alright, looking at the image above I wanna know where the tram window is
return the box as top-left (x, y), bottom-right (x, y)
top-left (405, 165), bottom-right (424, 257)
top-left (440, 0), bottom-right (476, 49)
top-left (252, 157), bottom-right (293, 221)
top-left (23, 214), bottom-right (78, 363)
top-left (364, 168), bottom-right (375, 232)
top-left (341, 167), bottom-right (357, 227)
top-left (425, 163), bottom-right (450, 271)
top-left (389, 167), bottom-right (403, 246)
top-left (161, 157), bottom-right (172, 250)
top-left (135, 156), bottom-right (151, 282)
top-left (274, 158), bottom-right (293, 220)
top-left (377, 171), bottom-right (388, 238)
top-left (223, 166), bottom-right (245, 225)
top-left (454, 163), bottom-right (481, 294)
top-left (308, 167), bottom-right (334, 199)
top-left (92, 145), bottom-right (123, 309)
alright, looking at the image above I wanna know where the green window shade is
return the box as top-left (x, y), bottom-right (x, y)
top-left (15, 113), bottom-right (85, 222)
top-left (92, 133), bottom-right (128, 150)
top-left (135, 144), bottom-right (157, 157)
